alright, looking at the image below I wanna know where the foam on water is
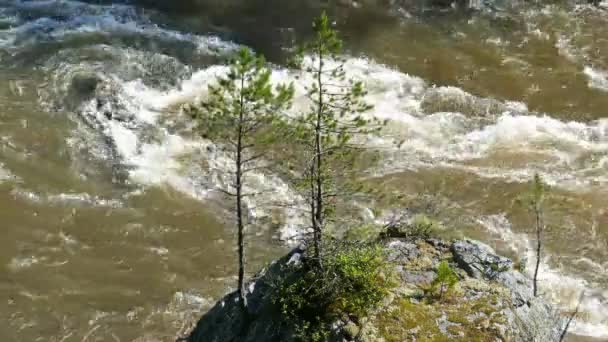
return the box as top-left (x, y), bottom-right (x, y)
top-left (9, 0), bottom-right (606, 231)
top-left (32, 43), bottom-right (607, 334)
top-left (7, 1), bottom-right (607, 336)
top-left (100, 55), bottom-right (607, 240)
top-left (277, 57), bottom-right (608, 188)
top-left (3, 0), bottom-right (305, 241)
top-left (584, 66), bottom-right (608, 92)
top-left (478, 214), bottom-right (608, 338)
top-left (0, 0), bottom-right (237, 54)
top-left (72, 68), bottom-right (307, 242)
top-left (8, 256), bottom-right (40, 271)
top-left (10, 188), bottom-right (123, 208)
top-left (0, 163), bottom-right (16, 183)
top-left (55, 49), bottom-right (607, 252)
top-left (552, 8), bottom-right (608, 95)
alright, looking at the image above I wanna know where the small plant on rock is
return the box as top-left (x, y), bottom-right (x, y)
top-left (273, 242), bottom-right (394, 341)
top-left (410, 214), bottom-right (441, 239)
top-left (382, 214), bottom-right (441, 240)
top-left (431, 261), bottom-right (459, 301)
top-left (517, 173), bottom-right (547, 297)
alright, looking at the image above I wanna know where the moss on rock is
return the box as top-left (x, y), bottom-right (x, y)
top-left (187, 237), bottom-right (564, 342)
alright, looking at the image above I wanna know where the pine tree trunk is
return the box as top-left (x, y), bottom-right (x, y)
top-left (236, 76), bottom-right (246, 311)
top-left (310, 163), bottom-right (319, 262)
top-left (559, 292), bottom-right (583, 341)
top-left (533, 206), bottom-right (542, 298)
top-left (313, 49), bottom-right (324, 266)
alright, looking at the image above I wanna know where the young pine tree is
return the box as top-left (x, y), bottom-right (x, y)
top-left (517, 172), bottom-right (547, 297)
top-left (530, 173), bottom-right (545, 298)
top-left (293, 12), bottom-right (378, 266)
top-left (432, 261), bottom-right (458, 300)
top-left (186, 48), bottom-right (293, 310)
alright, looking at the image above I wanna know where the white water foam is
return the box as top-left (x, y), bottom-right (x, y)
top-left (73, 67), bottom-right (307, 242)
top-left (10, 0), bottom-right (606, 233)
top-left (8, 256), bottom-right (40, 271)
top-left (62, 54), bottom-right (608, 242)
top-left (584, 66), bottom-right (608, 92)
top-left (276, 57), bottom-right (608, 189)
top-left (478, 214), bottom-right (608, 338)
top-left (11, 189), bottom-right (122, 208)
top-left (0, 0), bottom-right (237, 54)
top-left (12, 3), bottom-right (606, 336)
top-left (554, 16), bottom-right (608, 94)
top-left (0, 163), bottom-right (16, 183)
top-left (3, 0), bottom-right (305, 241)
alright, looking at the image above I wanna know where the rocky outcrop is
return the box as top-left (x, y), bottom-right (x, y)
top-left (185, 248), bottom-right (305, 342)
top-left (452, 239), bottom-right (514, 280)
top-left (451, 240), bottom-right (565, 342)
top-left (185, 239), bottom-right (565, 342)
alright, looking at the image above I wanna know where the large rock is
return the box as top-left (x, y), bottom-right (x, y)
top-left (186, 248), bottom-right (305, 342)
top-left (451, 240), bottom-right (565, 341)
top-left (186, 239), bottom-right (566, 342)
top-left (451, 239), bottom-right (513, 280)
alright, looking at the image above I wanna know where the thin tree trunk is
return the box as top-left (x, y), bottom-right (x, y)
top-left (533, 206), bottom-right (542, 297)
top-left (313, 48), bottom-right (324, 265)
top-left (559, 291), bottom-right (584, 342)
top-left (236, 75), bottom-right (246, 311)
top-left (310, 162), bottom-right (318, 261)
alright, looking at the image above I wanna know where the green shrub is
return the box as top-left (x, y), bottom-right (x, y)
top-left (431, 261), bottom-right (459, 300)
top-left (344, 224), bottom-right (382, 241)
top-left (410, 288), bottom-right (426, 301)
top-left (328, 244), bottom-right (392, 316)
top-left (273, 242), bottom-right (394, 341)
top-left (382, 214), bottom-right (441, 240)
top-left (410, 214), bottom-right (441, 239)
top-left (515, 258), bottom-right (527, 273)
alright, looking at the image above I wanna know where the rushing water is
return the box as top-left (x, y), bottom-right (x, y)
top-left (1, 0), bottom-right (607, 341)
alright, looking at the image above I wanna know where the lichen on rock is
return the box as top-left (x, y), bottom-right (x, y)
top-left (185, 238), bottom-right (566, 342)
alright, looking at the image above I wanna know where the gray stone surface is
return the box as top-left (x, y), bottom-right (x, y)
top-left (451, 239), bottom-right (513, 279)
top-left (399, 270), bottom-right (436, 285)
top-left (451, 240), bottom-right (565, 341)
top-left (187, 239), bottom-right (565, 342)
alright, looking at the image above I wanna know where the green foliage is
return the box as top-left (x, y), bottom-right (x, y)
top-left (410, 288), bottom-right (426, 301)
top-left (515, 172), bottom-right (546, 214)
top-left (273, 242), bottom-right (393, 341)
top-left (515, 258), bottom-right (527, 273)
top-left (344, 223), bottom-right (382, 241)
top-left (290, 12), bottom-right (381, 259)
top-left (489, 261), bottom-right (509, 273)
top-left (516, 173), bottom-right (547, 297)
top-left (410, 214), bottom-right (441, 239)
top-left (294, 320), bottom-right (332, 342)
top-left (329, 244), bottom-right (392, 316)
top-left (382, 214), bottom-right (441, 240)
top-left (185, 47), bottom-right (294, 151)
top-left (431, 261), bottom-right (459, 300)
top-left (184, 47), bottom-right (294, 308)
top-left (532, 173), bottom-right (545, 210)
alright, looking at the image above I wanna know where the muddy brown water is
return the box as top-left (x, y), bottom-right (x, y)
top-left (1, 0), bottom-right (607, 340)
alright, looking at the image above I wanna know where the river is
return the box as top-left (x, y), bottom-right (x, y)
top-left (0, 0), bottom-right (607, 341)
